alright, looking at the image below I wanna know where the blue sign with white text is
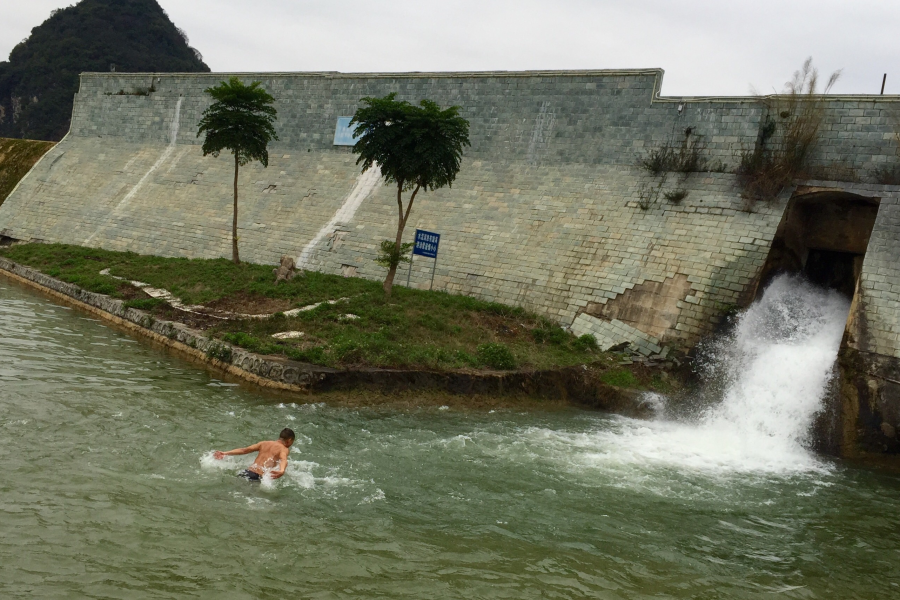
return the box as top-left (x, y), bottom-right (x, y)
top-left (413, 230), bottom-right (440, 258)
top-left (333, 117), bottom-right (359, 146)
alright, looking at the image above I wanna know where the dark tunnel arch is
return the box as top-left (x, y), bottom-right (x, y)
top-left (755, 187), bottom-right (880, 300)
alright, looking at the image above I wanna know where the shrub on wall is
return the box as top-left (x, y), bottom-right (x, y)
top-left (737, 58), bottom-right (841, 209)
top-left (476, 343), bottom-right (517, 370)
top-left (640, 127), bottom-right (707, 175)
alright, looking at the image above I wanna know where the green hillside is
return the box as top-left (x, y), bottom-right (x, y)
top-left (0, 0), bottom-right (209, 142)
top-left (0, 138), bottom-right (55, 208)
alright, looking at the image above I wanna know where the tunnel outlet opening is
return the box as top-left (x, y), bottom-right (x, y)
top-left (755, 188), bottom-right (880, 301)
top-left (750, 188), bottom-right (881, 455)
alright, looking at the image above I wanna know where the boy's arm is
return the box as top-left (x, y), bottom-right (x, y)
top-left (213, 442), bottom-right (262, 459)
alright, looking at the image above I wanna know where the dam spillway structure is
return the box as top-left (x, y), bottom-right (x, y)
top-left (0, 68), bottom-right (899, 456)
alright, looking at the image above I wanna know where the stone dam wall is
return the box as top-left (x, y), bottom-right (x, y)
top-left (1, 69), bottom-right (900, 454)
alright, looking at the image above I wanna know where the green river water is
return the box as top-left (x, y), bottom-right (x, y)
top-left (1, 275), bottom-right (899, 599)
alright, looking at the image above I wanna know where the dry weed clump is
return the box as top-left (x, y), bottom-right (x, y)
top-left (663, 188), bottom-right (689, 204)
top-left (637, 127), bottom-right (708, 211)
top-left (641, 127), bottom-right (707, 175)
top-left (737, 58), bottom-right (841, 210)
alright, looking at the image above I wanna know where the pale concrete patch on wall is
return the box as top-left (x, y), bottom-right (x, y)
top-left (571, 313), bottom-right (666, 357)
top-left (84, 97), bottom-right (183, 245)
top-left (296, 165), bottom-right (381, 269)
top-left (586, 274), bottom-right (692, 341)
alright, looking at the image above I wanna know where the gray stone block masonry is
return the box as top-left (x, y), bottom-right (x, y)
top-left (0, 71), bottom-right (898, 360)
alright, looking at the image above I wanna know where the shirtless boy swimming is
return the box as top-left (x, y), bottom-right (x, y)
top-left (213, 428), bottom-right (295, 481)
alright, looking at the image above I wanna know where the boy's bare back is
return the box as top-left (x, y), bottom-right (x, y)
top-left (213, 428), bottom-right (295, 479)
top-left (247, 440), bottom-right (290, 475)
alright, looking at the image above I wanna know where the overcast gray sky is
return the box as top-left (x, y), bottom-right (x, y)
top-left (2, 0), bottom-right (898, 96)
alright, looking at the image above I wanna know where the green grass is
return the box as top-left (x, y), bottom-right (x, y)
top-left (476, 343), bottom-right (517, 370)
top-left (123, 297), bottom-right (167, 310)
top-left (209, 290), bottom-right (595, 371)
top-left (0, 138), bottom-right (56, 207)
top-left (600, 368), bottom-right (639, 388)
top-left (0, 242), bottom-right (376, 305)
top-left (1, 243), bottom-right (609, 372)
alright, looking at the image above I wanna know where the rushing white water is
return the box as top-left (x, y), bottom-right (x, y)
top-left (698, 275), bottom-right (851, 454)
top-left (295, 166), bottom-right (382, 269)
top-left (545, 275), bottom-right (852, 475)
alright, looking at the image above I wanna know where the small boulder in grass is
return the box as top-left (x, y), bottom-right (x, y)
top-left (273, 255), bottom-right (300, 284)
top-left (272, 331), bottom-right (305, 340)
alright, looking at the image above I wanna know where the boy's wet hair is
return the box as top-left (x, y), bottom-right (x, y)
top-left (280, 428), bottom-right (296, 441)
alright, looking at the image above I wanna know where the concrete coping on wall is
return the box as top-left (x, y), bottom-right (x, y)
top-left (78, 68), bottom-right (900, 105)
top-left (793, 180), bottom-right (900, 195)
top-left (83, 68), bottom-right (665, 78)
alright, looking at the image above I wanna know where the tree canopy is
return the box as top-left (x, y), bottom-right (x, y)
top-left (197, 77), bottom-right (278, 168)
top-left (351, 93), bottom-right (471, 192)
top-left (0, 0), bottom-right (208, 141)
top-left (350, 93), bottom-right (470, 295)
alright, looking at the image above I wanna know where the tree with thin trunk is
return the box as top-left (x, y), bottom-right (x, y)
top-left (197, 76), bottom-right (278, 264)
top-left (351, 93), bottom-right (470, 296)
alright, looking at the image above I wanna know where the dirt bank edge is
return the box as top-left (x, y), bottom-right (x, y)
top-left (0, 257), bottom-right (652, 414)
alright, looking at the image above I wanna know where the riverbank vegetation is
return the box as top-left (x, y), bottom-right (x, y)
top-left (0, 243), bottom-right (670, 379)
top-left (0, 138), bottom-right (55, 206)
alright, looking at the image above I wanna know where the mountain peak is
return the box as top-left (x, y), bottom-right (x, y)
top-left (0, 0), bottom-right (210, 141)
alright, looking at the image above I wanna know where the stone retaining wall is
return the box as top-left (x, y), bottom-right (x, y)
top-left (0, 256), bottom-right (329, 390)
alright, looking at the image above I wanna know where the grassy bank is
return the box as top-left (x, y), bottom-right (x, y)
top-left (0, 244), bottom-right (675, 392)
top-left (0, 138), bottom-right (56, 207)
top-left (0, 244), bottom-right (601, 370)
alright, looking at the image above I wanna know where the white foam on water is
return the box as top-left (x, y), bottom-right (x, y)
top-left (526, 275), bottom-right (851, 477)
top-left (691, 275), bottom-right (849, 469)
top-left (287, 469), bottom-right (317, 490)
top-left (359, 488), bottom-right (386, 505)
top-left (200, 451), bottom-right (243, 471)
top-left (291, 433), bottom-right (313, 445)
top-left (295, 166), bottom-right (381, 269)
top-left (230, 492), bottom-right (274, 510)
top-left (272, 460), bottom-right (368, 498)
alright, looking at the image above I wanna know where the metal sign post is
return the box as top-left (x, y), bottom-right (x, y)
top-left (406, 252), bottom-right (414, 287)
top-left (409, 229), bottom-right (441, 290)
